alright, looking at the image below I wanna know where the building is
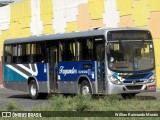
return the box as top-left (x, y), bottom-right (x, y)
top-left (0, 0), bottom-right (160, 87)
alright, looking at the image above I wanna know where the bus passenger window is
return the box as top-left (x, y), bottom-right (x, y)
top-left (77, 38), bottom-right (93, 61)
top-left (12, 45), bottom-right (17, 63)
top-left (60, 40), bottom-right (75, 61)
top-left (4, 45), bottom-right (12, 63)
top-left (31, 42), bottom-right (46, 63)
top-left (17, 44), bottom-right (25, 63)
top-left (17, 44), bottom-right (31, 63)
top-left (26, 44), bottom-right (31, 62)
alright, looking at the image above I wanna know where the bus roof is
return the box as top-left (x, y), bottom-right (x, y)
top-left (4, 28), bottom-right (148, 44)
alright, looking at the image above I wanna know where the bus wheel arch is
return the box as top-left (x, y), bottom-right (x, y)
top-left (28, 77), bottom-right (39, 99)
top-left (78, 77), bottom-right (92, 95)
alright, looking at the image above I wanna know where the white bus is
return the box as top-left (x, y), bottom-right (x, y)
top-left (3, 28), bottom-right (156, 99)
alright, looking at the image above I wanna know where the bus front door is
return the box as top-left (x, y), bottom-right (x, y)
top-left (48, 47), bottom-right (58, 92)
top-left (96, 44), bottom-right (106, 93)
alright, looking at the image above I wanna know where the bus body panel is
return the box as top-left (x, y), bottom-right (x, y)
top-left (57, 61), bottom-right (97, 94)
top-left (106, 69), bottom-right (156, 94)
top-left (58, 81), bottom-right (97, 94)
top-left (4, 63), bottom-right (48, 82)
top-left (107, 80), bottom-right (156, 94)
top-left (3, 81), bottom-right (49, 93)
top-left (3, 63), bottom-right (49, 93)
top-left (58, 61), bottom-right (96, 82)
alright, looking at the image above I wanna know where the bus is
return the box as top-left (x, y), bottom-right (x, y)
top-left (2, 28), bottom-right (156, 99)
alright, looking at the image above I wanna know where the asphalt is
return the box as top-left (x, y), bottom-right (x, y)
top-left (0, 87), bottom-right (49, 110)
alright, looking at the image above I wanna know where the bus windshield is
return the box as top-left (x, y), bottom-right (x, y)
top-left (108, 40), bottom-right (155, 72)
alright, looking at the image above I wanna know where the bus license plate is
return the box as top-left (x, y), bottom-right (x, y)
top-left (148, 85), bottom-right (156, 91)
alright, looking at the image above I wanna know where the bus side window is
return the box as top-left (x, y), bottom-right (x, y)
top-left (4, 45), bottom-right (12, 64)
top-left (17, 44), bottom-right (31, 63)
top-left (31, 42), bottom-right (46, 63)
top-left (76, 38), bottom-right (93, 61)
top-left (60, 40), bottom-right (75, 61)
top-left (17, 44), bottom-right (25, 63)
top-left (12, 45), bottom-right (17, 63)
top-left (26, 44), bottom-right (31, 63)
top-left (85, 39), bottom-right (93, 60)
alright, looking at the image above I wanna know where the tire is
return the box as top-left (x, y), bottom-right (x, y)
top-left (80, 80), bottom-right (92, 95)
top-left (29, 80), bottom-right (39, 99)
top-left (121, 93), bottom-right (136, 99)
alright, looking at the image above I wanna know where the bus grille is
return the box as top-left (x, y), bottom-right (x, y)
top-left (119, 74), bottom-right (148, 79)
top-left (126, 85), bottom-right (143, 90)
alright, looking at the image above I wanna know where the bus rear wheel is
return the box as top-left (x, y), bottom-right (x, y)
top-left (29, 80), bottom-right (39, 99)
top-left (80, 80), bottom-right (92, 95)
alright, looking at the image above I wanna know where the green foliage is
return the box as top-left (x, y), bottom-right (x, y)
top-left (4, 94), bottom-right (160, 112)
top-left (48, 95), bottom-right (93, 111)
top-left (31, 94), bottom-right (160, 111)
top-left (3, 95), bottom-right (160, 119)
top-left (5, 100), bottom-right (23, 111)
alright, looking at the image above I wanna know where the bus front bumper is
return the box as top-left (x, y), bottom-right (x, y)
top-left (107, 81), bottom-right (156, 94)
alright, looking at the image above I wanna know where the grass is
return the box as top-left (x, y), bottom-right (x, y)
top-left (32, 94), bottom-right (160, 111)
top-left (5, 100), bottom-right (23, 111)
top-left (1, 94), bottom-right (160, 120)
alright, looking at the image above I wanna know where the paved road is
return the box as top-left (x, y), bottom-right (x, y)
top-left (0, 87), bottom-right (49, 110)
top-left (0, 87), bottom-right (160, 110)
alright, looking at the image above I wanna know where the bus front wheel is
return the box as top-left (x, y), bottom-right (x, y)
top-left (80, 80), bottom-right (92, 95)
top-left (29, 80), bottom-right (39, 99)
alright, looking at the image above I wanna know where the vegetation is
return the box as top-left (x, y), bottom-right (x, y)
top-left (1, 95), bottom-right (160, 119)
top-left (5, 100), bottom-right (23, 111)
top-left (32, 95), bottom-right (160, 111)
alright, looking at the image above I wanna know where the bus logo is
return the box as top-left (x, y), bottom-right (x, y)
top-left (132, 80), bottom-right (136, 85)
top-left (59, 66), bottom-right (77, 76)
top-left (134, 63), bottom-right (139, 69)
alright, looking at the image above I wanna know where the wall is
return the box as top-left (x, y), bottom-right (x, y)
top-left (0, 0), bottom-right (160, 86)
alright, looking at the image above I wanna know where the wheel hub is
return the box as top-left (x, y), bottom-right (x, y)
top-left (82, 85), bottom-right (90, 95)
top-left (31, 84), bottom-right (37, 96)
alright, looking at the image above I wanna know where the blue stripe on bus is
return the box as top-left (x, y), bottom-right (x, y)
top-left (4, 63), bottom-right (48, 82)
top-left (4, 65), bottom-right (27, 82)
top-left (113, 72), bottom-right (154, 83)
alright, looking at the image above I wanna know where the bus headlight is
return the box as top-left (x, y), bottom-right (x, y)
top-left (109, 76), bottom-right (122, 85)
top-left (147, 74), bottom-right (156, 83)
